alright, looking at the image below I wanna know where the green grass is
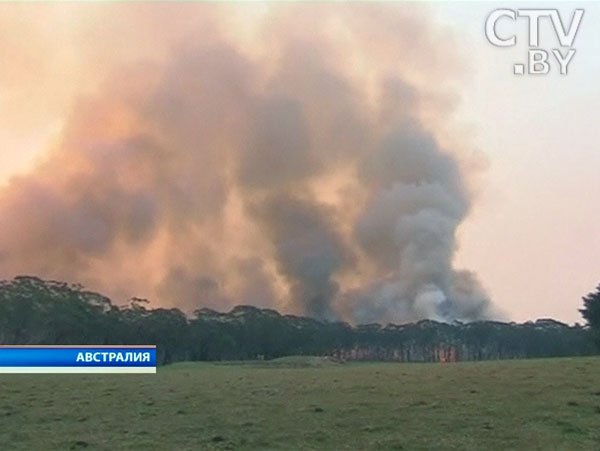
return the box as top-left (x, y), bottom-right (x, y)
top-left (1, 357), bottom-right (599, 450)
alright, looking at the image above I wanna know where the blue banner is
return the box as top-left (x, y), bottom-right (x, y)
top-left (0, 346), bottom-right (156, 368)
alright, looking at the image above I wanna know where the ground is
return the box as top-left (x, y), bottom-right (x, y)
top-left (0, 357), bottom-right (599, 450)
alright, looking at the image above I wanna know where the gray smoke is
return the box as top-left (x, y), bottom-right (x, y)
top-left (0, 4), bottom-right (494, 323)
top-left (346, 122), bottom-right (491, 323)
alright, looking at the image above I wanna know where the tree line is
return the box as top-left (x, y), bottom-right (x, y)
top-left (0, 276), bottom-right (598, 365)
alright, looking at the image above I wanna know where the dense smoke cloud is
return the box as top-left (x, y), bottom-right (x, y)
top-left (0, 4), bottom-right (494, 323)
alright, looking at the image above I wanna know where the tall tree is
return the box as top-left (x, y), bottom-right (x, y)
top-left (580, 284), bottom-right (600, 348)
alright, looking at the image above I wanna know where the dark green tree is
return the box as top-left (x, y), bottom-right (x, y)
top-left (579, 284), bottom-right (600, 348)
top-left (0, 275), bottom-right (597, 363)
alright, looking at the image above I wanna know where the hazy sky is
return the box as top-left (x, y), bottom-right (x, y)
top-left (0, 2), bottom-right (598, 324)
top-left (436, 2), bottom-right (600, 323)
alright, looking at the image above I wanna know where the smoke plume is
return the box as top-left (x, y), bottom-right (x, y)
top-left (0, 3), bottom-right (493, 323)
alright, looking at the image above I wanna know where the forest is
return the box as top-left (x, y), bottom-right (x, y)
top-left (0, 276), bottom-right (596, 365)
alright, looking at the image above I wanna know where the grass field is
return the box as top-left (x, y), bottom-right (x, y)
top-left (1, 357), bottom-right (599, 450)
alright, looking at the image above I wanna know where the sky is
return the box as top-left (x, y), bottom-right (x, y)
top-left (0, 2), bottom-right (598, 324)
top-left (436, 2), bottom-right (600, 323)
